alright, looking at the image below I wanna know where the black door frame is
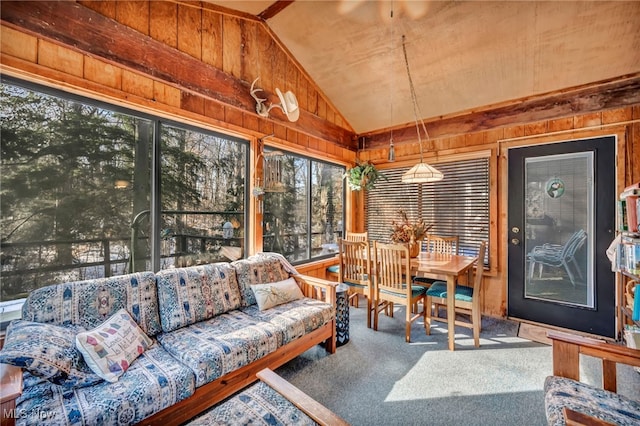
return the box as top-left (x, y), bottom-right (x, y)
top-left (507, 135), bottom-right (616, 337)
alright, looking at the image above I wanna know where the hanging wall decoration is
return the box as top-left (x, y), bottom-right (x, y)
top-left (546, 177), bottom-right (565, 199)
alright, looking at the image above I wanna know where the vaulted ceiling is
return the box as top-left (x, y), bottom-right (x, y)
top-left (206, 1), bottom-right (640, 136)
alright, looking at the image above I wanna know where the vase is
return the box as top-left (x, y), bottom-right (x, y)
top-left (407, 237), bottom-right (421, 258)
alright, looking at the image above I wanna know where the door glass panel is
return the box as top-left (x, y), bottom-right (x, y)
top-left (524, 152), bottom-right (593, 307)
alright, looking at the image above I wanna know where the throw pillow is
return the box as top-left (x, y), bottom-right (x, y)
top-left (250, 277), bottom-right (304, 311)
top-left (75, 308), bottom-right (153, 383)
top-left (0, 320), bottom-right (103, 389)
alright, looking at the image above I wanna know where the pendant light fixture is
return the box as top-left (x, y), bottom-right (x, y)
top-left (400, 35), bottom-right (443, 183)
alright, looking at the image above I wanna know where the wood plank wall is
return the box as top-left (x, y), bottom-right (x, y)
top-left (0, 0), bottom-right (356, 153)
top-left (2, 1), bottom-right (639, 317)
top-left (358, 108), bottom-right (640, 316)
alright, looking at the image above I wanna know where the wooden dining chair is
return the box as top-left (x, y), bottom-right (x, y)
top-left (342, 231), bottom-right (370, 306)
top-left (424, 234), bottom-right (459, 255)
top-left (372, 241), bottom-right (427, 342)
top-left (327, 231), bottom-right (368, 282)
top-left (425, 241), bottom-right (487, 347)
top-left (413, 234), bottom-right (460, 312)
top-left (345, 231), bottom-right (368, 242)
top-left (338, 238), bottom-right (373, 328)
top-left (414, 234), bottom-right (460, 286)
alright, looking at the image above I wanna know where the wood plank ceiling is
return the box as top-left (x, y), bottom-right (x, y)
top-left (205, 0), bottom-right (640, 140)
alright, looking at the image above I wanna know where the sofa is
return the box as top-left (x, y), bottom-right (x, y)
top-left (544, 331), bottom-right (640, 425)
top-left (0, 253), bottom-right (337, 426)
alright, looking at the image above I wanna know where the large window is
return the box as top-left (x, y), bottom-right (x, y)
top-left (366, 157), bottom-right (490, 263)
top-left (1, 81), bottom-right (153, 300)
top-left (0, 77), bottom-right (346, 324)
top-left (0, 78), bottom-right (248, 325)
top-left (158, 124), bottom-right (247, 269)
top-left (262, 149), bottom-right (345, 263)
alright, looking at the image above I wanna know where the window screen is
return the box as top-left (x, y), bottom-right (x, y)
top-left (366, 157), bottom-right (490, 264)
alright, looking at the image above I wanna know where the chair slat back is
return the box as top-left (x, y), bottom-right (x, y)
top-left (345, 231), bottom-right (368, 242)
top-left (424, 235), bottom-right (459, 255)
top-left (339, 239), bottom-right (370, 286)
top-left (374, 241), bottom-right (411, 295)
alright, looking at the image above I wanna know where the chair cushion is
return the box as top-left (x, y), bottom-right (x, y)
top-left (380, 285), bottom-right (427, 298)
top-left (544, 375), bottom-right (640, 426)
top-left (157, 310), bottom-right (281, 387)
top-left (343, 275), bottom-right (370, 289)
top-left (426, 281), bottom-right (474, 302)
top-left (0, 320), bottom-right (102, 389)
top-left (326, 265), bottom-right (340, 274)
top-left (413, 276), bottom-right (436, 286)
top-left (16, 346), bottom-right (195, 426)
top-left (156, 263), bottom-right (242, 333)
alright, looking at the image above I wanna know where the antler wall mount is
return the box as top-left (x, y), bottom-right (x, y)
top-left (250, 77), bottom-right (300, 122)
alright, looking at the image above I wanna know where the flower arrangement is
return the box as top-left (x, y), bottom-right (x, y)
top-left (390, 210), bottom-right (433, 243)
top-left (344, 161), bottom-right (385, 191)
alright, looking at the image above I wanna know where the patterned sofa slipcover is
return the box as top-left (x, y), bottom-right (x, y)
top-left (544, 375), bottom-right (640, 426)
top-left (155, 260), bottom-right (333, 388)
top-left (1, 254), bottom-right (336, 426)
top-left (545, 331), bottom-right (640, 426)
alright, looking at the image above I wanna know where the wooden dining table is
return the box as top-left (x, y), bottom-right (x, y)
top-left (411, 252), bottom-right (478, 350)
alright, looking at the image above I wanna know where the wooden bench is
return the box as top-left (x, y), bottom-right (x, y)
top-left (185, 368), bottom-right (348, 426)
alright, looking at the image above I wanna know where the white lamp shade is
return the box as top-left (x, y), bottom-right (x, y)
top-left (401, 162), bottom-right (444, 183)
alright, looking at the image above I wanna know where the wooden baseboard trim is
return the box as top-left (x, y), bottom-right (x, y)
top-left (512, 318), bottom-right (616, 346)
top-left (517, 322), bottom-right (554, 345)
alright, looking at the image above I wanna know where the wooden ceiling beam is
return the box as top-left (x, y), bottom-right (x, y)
top-left (360, 75), bottom-right (640, 149)
top-left (258, 1), bottom-right (295, 21)
top-left (1, 1), bottom-right (355, 149)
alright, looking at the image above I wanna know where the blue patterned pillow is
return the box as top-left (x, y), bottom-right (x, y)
top-left (21, 271), bottom-right (162, 337)
top-left (156, 263), bottom-right (242, 333)
top-left (0, 320), bottom-right (103, 389)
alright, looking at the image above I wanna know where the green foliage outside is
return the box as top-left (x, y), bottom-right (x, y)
top-left (0, 82), bottom-right (244, 300)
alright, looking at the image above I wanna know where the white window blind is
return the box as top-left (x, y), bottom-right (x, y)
top-left (365, 157), bottom-right (490, 264)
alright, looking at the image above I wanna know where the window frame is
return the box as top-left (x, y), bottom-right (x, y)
top-left (0, 76), bottom-right (250, 325)
top-left (156, 121), bottom-right (250, 271)
top-left (0, 75), bottom-right (349, 322)
top-left (261, 146), bottom-right (346, 265)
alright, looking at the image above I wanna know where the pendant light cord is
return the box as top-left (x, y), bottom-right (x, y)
top-left (388, 3), bottom-right (395, 160)
top-left (402, 34), bottom-right (430, 162)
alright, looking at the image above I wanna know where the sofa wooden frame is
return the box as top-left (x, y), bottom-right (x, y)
top-left (255, 368), bottom-right (348, 426)
top-left (547, 330), bottom-right (640, 426)
top-left (0, 274), bottom-right (338, 426)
